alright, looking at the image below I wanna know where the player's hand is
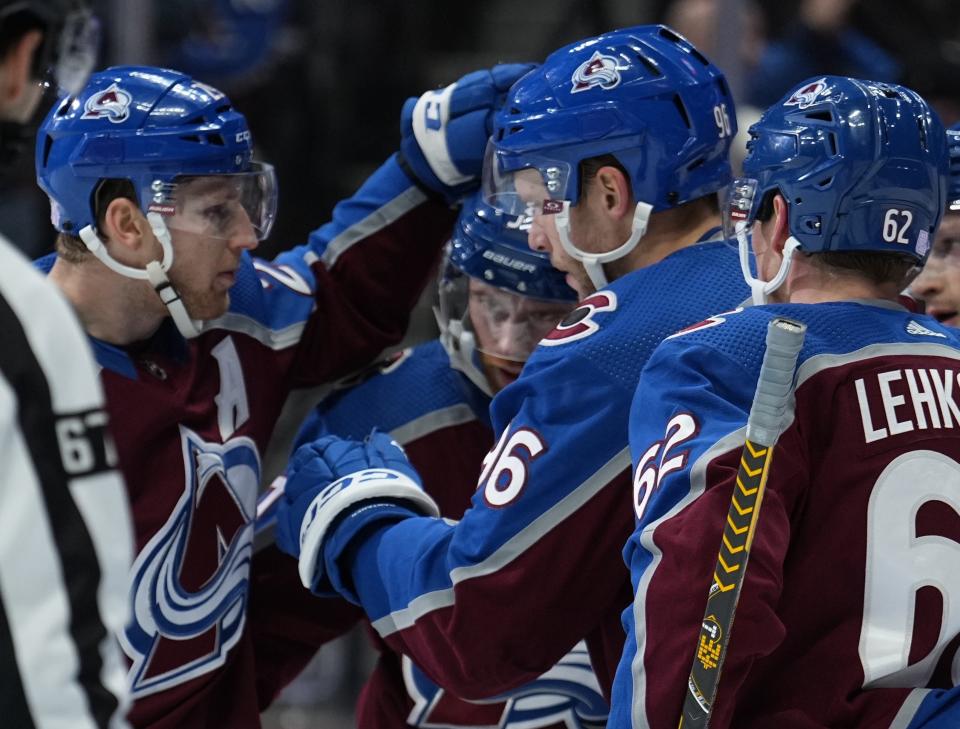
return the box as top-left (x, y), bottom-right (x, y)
top-left (399, 62), bottom-right (536, 204)
top-left (275, 432), bottom-right (439, 594)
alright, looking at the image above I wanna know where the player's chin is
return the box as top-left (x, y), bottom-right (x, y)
top-left (939, 312), bottom-right (960, 328)
top-left (186, 291), bottom-right (230, 322)
top-left (566, 272), bottom-right (593, 299)
top-left (487, 363), bottom-right (524, 392)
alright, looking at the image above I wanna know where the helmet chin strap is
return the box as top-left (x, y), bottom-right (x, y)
top-left (736, 223), bottom-right (802, 305)
top-left (434, 307), bottom-right (494, 398)
top-left (555, 200), bottom-right (653, 290)
top-left (77, 212), bottom-right (202, 338)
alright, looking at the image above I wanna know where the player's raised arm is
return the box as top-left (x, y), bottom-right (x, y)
top-left (235, 63), bottom-right (537, 386)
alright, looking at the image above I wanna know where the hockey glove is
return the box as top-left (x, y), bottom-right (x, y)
top-left (399, 62), bottom-right (536, 204)
top-left (275, 432), bottom-right (439, 595)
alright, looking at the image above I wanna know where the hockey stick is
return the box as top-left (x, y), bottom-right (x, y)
top-left (678, 317), bottom-right (806, 728)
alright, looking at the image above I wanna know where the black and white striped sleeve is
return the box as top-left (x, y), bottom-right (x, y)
top-left (0, 237), bottom-right (133, 729)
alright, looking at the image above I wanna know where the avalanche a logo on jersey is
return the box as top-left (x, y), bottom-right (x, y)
top-left (541, 291), bottom-right (617, 346)
top-left (120, 426), bottom-right (261, 698)
top-left (402, 642), bottom-right (608, 728)
top-left (783, 77), bottom-right (830, 110)
top-left (82, 83), bottom-right (133, 123)
top-left (570, 51), bottom-right (622, 94)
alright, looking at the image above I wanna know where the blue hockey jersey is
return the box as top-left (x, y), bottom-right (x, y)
top-left (616, 301), bottom-right (960, 729)
top-left (297, 338), bottom-right (609, 728)
top-left (324, 235), bottom-right (750, 702)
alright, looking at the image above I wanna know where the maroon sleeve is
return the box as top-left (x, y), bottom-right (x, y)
top-left (247, 545), bottom-right (363, 708)
top-left (283, 160), bottom-right (457, 387)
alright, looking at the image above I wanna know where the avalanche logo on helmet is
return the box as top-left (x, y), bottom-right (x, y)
top-left (784, 77), bottom-right (829, 110)
top-left (81, 83), bottom-right (133, 123)
top-left (570, 51), bottom-right (621, 94)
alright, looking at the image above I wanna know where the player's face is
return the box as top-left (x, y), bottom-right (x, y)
top-left (165, 178), bottom-right (259, 320)
top-left (517, 167), bottom-right (627, 298)
top-left (525, 169), bottom-right (640, 297)
top-left (526, 212), bottom-right (593, 299)
top-left (910, 212), bottom-right (960, 326)
top-left (468, 278), bottom-right (572, 392)
top-left (512, 170), bottom-right (587, 297)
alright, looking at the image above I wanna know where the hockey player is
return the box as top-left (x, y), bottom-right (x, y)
top-left (910, 122), bottom-right (960, 326)
top-left (0, 3), bottom-right (134, 728)
top-left (616, 76), bottom-right (960, 727)
top-left (285, 194), bottom-right (609, 727)
top-left (272, 24), bottom-right (750, 703)
top-left (34, 62), bottom-right (530, 729)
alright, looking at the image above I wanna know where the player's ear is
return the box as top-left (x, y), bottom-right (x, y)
top-left (770, 194), bottom-right (792, 255)
top-left (590, 165), bottom-right (633, 220)
top-left (101, 197), bottom-right (150, 253)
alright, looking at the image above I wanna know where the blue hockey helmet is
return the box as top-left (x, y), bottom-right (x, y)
top-left (447, 197), bottom-right (578, 303)
top-left (438, 194), bottom-right (576, 394)
top-left (481, 24), bottom-right (736, 290)
top-left (725, 76), bottom-right (947, 303)
top-left (37, 65), bottom-right (276, 238)
top-left (36, 65), bottom-right (278, 337)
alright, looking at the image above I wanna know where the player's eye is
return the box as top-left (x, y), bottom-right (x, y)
top-left (202, 203), bottom-right (232, 227)
top-left (933, 238), bottom-right (960, 258)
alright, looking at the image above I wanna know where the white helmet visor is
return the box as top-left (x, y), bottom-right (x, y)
top-left (148, 162), bottom-right (278, 241)
top-left (481, 139), bottom-right (574, 218)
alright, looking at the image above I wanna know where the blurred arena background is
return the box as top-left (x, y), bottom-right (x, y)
top-left (11, 1), bottom-right (960, 726)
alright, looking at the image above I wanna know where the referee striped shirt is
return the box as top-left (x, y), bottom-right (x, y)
top-left (0, 235), bottom-right (133, 729)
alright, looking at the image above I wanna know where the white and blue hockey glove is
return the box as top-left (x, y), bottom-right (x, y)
top-left (399, 62), bottom-right (536, 204)
top-left (275, 432), bottom-right (439, 596)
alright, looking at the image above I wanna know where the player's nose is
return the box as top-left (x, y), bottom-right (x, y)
top-left (229, 212), bottom-right (259, 252)
top-left (493, 319), bottom-right (533, 360)
top-left (910, 260), bottom-right (944, 300)
top-left (527, 217), bottom-right (550, 254)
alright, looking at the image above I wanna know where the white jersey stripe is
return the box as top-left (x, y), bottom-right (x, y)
top-left (317, 185), bottom-right (428, 269)
top-left (390, 403), bottom-right (478, 445)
